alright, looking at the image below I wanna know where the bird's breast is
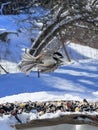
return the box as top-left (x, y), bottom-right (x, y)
top-left (42, 58), bottom-right (56, 66)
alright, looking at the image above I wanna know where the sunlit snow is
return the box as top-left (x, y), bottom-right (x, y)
top-left (0, 7), bottom-right (98, 130)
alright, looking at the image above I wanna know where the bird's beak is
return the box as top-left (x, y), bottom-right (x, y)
top-left (59, 58), bottom-right (65, 64)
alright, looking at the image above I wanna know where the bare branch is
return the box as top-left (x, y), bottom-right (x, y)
top-left (15, 113), bottom-right (98, 129)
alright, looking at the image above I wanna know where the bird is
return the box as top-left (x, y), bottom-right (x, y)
top-left (18, 50), bottom-right (64, 76)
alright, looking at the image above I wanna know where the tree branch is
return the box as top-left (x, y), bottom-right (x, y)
top-left (15, 113), bottom-right (98, 129)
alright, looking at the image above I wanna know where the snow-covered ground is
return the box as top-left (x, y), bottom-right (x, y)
top-left (0, 58), bottom-right (98, 100)
top-left (0, 10), bottom-right (98, 130)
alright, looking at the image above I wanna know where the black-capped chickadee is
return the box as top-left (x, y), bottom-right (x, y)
top-left (18, 51), bottom-right (64, 75)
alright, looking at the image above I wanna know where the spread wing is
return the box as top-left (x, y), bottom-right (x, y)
top-left (42, 37), bottom-right (62, 53)
top-left (19, 37), bottom-right (63, 75)
top-left (29, 36), bottom-right (62, 56)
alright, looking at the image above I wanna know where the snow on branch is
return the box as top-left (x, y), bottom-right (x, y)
top-left (15, 113), bottom-right (98, 129)
top-left (29, 0), bottom-right (98, 56)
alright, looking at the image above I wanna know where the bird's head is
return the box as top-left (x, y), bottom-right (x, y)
top-left (53, 52), bottom-right (64, 63)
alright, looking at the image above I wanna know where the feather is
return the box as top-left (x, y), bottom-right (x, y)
top-left (19, 41), bottom-right (64, 75)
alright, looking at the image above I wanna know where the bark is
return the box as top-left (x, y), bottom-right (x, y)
top-left (15, 113), bottom-right (98, 129)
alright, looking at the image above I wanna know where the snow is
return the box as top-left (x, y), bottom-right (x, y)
top-left (0, 115), bottom-right (16, 130)
top-left (0, 92), bottom-right (82, 104)
top-left (92, 91), bottom-right (98, 97)
top-left (0, 59), bottom-right (98, 99)
top-left (0, 110), bottom-right (98, 130)
top-left (0, 8), bottom-right (98, 130)
top-left (0, 59), bottom-right (98, 130)
top-left (0, 15), bottom-right (17, 30)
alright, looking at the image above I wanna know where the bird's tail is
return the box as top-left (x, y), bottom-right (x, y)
top-left (18, 51), bottom-right (37, 75)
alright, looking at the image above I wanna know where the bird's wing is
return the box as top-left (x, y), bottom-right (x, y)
top-left (19, 37), bottom-right (63, 74)
top-left (29, 36), bottom-right (62, 56)
top-left (42, 37), bottom-right (62, 53)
